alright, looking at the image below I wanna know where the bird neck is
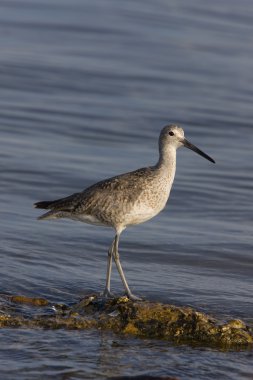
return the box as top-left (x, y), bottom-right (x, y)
top-left (155, 144), bottom-right (177, 179)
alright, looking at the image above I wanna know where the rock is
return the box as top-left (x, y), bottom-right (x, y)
top-left (0, 294), bottom-right (252, 348)
top-left (10, 295), bottom-right (49, 306)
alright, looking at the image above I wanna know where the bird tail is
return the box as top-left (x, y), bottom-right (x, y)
top-left (36, 210), bottom-right (66, 220)
top-left (34, 193), bottom-right (81, 220)
top-left (34, 200), bottom-right (59, 219)
top-left (34, 200), bottom-right (55, 209)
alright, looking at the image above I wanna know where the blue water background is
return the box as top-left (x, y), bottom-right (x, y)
top-left (0, 1), bottom-right (252, 379)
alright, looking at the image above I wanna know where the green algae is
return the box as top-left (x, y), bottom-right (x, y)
top-left (10, 295), bottom-right (49, 306)
top-left (0, 294), bottom-right (252, 348)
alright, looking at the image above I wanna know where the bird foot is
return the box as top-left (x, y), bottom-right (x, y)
top-left (126, 293), bottom-right (142, 301)
top-left (101, 288), bottom-right (114, 299)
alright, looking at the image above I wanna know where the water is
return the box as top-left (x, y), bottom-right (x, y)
top-left (0, 0), bottom-right (253, 378)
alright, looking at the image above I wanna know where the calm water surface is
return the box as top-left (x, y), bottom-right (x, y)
top-left (0, 0), bottom-right (253, 379)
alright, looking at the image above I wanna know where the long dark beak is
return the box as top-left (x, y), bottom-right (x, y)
top-left (183, 139), bottom-right (215, 163)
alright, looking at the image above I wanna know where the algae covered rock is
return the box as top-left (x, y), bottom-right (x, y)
top-left (71, 296), bottom-right (253, 347)
top-left (10, 295), bottom-right (49, 306)
top-left (0, 293), bottom-right (252, 348)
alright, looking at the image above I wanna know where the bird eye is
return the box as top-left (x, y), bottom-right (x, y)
top-left (169, 131), bottom-right (174, 136)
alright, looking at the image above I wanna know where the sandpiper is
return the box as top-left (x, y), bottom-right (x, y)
top-left (34, 124), bottom-right (215, 300)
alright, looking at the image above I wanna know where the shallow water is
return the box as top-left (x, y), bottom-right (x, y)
top-left (0, 0), bottom-right (253, 379)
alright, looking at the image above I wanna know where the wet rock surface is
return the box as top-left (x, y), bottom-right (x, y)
top-left (0, 294), bottom-right (252, 349)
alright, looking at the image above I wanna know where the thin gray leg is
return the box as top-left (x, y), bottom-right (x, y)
top-left (102, 238), bottom-right (114, 298)
top-left (113, 234), bottom-right (141, 301)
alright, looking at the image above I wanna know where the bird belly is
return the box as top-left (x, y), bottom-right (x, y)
top-left (124, 207), bottom-right (160, 226)
top-left (124, 202), bottom-right (166, 226)
top-left (122, 182), bottom-right (171, 227)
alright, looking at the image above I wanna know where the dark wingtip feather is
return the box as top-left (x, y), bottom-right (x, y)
top-left (34, 201), bottom-right (53, 209)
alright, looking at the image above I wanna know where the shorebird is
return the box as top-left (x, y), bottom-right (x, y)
top-left (34, 124), bottom-right (215, 300)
